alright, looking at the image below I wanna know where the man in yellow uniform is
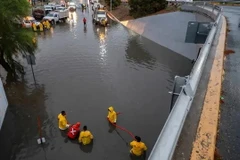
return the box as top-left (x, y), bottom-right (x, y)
top-left (42, 20), bottom-right (47, 29)
top-left (130, 136), bottom-right (147, 157)
top-left (32, 23), bottom-right (37, 31)
top-left (79, 125), bottom-right (93, 145)
top-left (45, 20), bottom-right (51, 29)
top-left (107, 106), bottom-right (117, 124)
top-left (58, 111), bottom-right (70, 130)
top-left (39, 23), bottom-right (43, 32)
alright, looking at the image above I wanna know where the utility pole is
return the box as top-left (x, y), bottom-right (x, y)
top-left (110, 0), bottom-right (112, 25)
top-left (26, 54), bottom-right (37, 85)
top-left (110, 0), bottom-right (112, 12)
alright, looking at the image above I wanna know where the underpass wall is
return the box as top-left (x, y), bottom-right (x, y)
top-left (120, 12), bottom-right (212, 60)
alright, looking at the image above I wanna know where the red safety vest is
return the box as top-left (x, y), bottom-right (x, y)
top-left (83, 18), bottom-right (86, 23)
top-left (67, 125), bottom-right (80, 139)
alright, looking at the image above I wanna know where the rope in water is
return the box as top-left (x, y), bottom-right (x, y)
top-left (107, 112), bottom-right (135, 139)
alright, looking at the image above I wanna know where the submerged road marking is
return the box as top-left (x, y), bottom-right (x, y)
top-left (190, 16), bottom-right (227, 160)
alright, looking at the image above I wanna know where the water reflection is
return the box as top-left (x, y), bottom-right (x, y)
top-left (69, 12), bottom-right (78, 39)
top-left (0, 81), bottom-right (52, 160)
top-left (34, 27), bottom-right (54, 40)
top-left (93, 26), bottom-right (108, 65)
top-left (68, 11), bottom-right (78, 25)
top-left (125, 35), bottom-right (157, 70)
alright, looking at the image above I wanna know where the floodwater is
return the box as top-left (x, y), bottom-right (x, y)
top-left (217, 6), bottom-right (240, 160)
top-left (0, 9), bottom-right (193, 160)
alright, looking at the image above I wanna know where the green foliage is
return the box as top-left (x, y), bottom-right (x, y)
top-left (105, 0), bottom-right (121, 9)
top-left (129, 0), bottom-right (168, 18)
top-left (0, 0), bottom-right (37, 75)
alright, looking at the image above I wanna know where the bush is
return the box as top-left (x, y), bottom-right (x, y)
top-left (105, 0), bottom-right (121, 9)
top-left (129, 0), bottom-right (167, 18)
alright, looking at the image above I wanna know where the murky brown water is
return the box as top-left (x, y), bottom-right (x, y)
top-left (0, 9), bottom-right (193, 160)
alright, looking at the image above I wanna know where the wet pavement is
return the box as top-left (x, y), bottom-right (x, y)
top-left (217, 6), bottom-right (240, 160)
top-left (0, 9), bottom-right (193, 160)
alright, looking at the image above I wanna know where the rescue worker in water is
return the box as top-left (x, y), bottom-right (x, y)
top-left (79, 125), bottom-right (93, 145)
top-left (67, 122), bottom-right (81, 139)
top-left (107, 106), bottom-right (117, 124)
top-left (130, 136), bottom-right (147, 157)
top-left (58, 111), bottom-right (70, 130)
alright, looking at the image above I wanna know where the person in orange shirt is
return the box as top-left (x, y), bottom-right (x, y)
top-left (130, 136), bottom-right (147, 157)
top-left (79, 125), bottom-right (93, 145)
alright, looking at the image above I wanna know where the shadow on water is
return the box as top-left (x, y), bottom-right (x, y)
top-left (126, 34), bottom-right (194, 75)
top-left (79, 141), bottom-right (94, 153)
top-left (125, 36), bottom-right (157, 70)
top-left (0, 79), bottom-right (53, 160)
top-left (108, 121), bottom-right (116, 133)
top-left (129, 153), bottom-right (147, 160)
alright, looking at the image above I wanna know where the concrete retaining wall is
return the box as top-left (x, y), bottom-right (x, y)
top-left (121, 12), bottom-right (212, 60)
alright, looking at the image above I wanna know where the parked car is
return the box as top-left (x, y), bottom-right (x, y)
top-left (55, 6), bottom-right (68, 12)
top-left (22, 16), bottom-right (36, 28)
top-left (22, 16), bottom-right (41, 28)
top-left (47, 3), bottom-right (57, 10)
top-left (92, 3), bottom-right (105, 11)
top-left (43, 11), bottom-right (68, 24)
top-left (68, 2), bottom-right (76, 11)
top-left (44, 5), bottom-right (54, 14)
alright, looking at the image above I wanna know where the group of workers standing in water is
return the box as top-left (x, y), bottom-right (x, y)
top-left (32, 20), bottom-right (51, 32)
top-left (58, 106), bottom-right (147, 158)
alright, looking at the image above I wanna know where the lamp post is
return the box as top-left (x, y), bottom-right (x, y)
top-left (110, 0), bottom-right (112, 12)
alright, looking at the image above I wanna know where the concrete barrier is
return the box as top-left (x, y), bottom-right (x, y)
top-left (148, 3), bottom-right (223, 160)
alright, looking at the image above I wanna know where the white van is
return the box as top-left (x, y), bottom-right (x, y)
top-left (43, 11), bottom-right (68, 24)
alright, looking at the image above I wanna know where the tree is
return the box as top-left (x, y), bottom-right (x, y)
top-left (0, 0), bottom-right (37, 76)
top-left (105, 0), bottom-right (121, 9)
top-left (129, 0), bottom-right (168, 18)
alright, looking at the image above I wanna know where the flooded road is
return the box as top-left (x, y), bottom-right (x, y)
top-left (0, 9), bottom-right (193, 160)
top-left (217, 6), bottom-right (240, 160)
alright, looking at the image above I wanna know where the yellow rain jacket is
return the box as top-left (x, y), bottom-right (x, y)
top-left (46, 20), bottom-right (51, 29)
top-left (130, 140), bottom-right (147, 156)
top-left (79, 130), bottom-right (93, 145)
top-left (39, 23), bottom-right (43, 31)
top-left (58, 113), bottom-right (68, 130)
top-left (32, 23), bottom-right (37, 31)
top-left (43, 21), bottom-right (47, 28)
top-left (107, 106), bottom-right (117, 123)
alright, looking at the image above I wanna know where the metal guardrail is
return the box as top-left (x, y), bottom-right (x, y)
top-left (148, 2), bottom-right (222, 160)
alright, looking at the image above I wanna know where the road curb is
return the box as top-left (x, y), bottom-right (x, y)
top-left (190, 15), bottom-right (227, 160)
